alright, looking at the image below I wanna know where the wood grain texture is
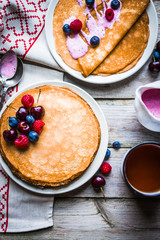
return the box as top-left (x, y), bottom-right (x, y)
top-left (0, 1), bottom-right (160, 239)
top-left (2, 198), bottom-right (160, 240)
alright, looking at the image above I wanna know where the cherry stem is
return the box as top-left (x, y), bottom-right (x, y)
top-left (100, 187), bottom-right (106, 201)
top-left (6, 105), bottom-right (17, 111)
top-left (36, 89), bottom-right (41, 105)
top-left (153, 56), bottom-right (156, 62)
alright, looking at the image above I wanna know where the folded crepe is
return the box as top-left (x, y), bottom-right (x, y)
top-left (53, 0), bottom-right (150, 77)
top-left (93, 11), bottom-right (149, 75)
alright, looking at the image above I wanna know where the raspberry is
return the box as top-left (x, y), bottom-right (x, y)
top-left (105, 9), bottom-right (114, 21)
top-left (33, 120), bottom-right (45, 134)
top-left (21, 95), bottom-right (34, 108)
top-left (70, 19), bottom-right (82, 33)
top-left (100, 162), bottom-right (112, 174)
top-left (14, 135), bottom-right (29, 149)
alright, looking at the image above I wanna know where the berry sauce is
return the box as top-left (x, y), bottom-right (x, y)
top-left (63, 16), bottom-right (88, 59)
top-left (142, 89), bottom-right (160, 119)
top-left (64, 0), bottom-right (122, 59)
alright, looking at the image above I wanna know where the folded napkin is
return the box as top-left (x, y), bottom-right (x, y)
top-left (0, 0), bottom-right (62, 69)
top-left (0, 165), bottom-right (54, 233)
top-left (0, 64), bottom-right (64, 232)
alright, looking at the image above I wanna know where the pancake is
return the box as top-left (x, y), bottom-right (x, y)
top-left (0, 85), bottom-right (100, 187)
top-left (53, 0), bottom-right (150, 77)
top-left (93, 11), bottom-right (149, 75)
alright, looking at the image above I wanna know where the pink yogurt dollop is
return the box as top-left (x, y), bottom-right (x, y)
top-left (142, 89), bottom-right (160, 119)
top-left (0, 51), bottom-right (17, 79)
top-left (63, 16), bottom-right (88, 59)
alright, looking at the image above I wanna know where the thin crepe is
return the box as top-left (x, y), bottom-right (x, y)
top-left (78, 0), bottom-right (150, 76)
top-left (53, 0), bottom-right (150, 77)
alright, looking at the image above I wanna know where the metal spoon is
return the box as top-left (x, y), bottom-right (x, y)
top-left (0, 50), bottom-right (18, 92)
top-left (0, 58), bottom-right (23, 111)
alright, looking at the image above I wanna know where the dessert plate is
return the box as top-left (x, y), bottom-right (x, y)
top-left (0, 81), bottom-right (108, 195)
top-left (45, 0), bottom-right (158, 84)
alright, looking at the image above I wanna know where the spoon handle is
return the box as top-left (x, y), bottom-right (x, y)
top-left (0, 77), bottom-right (6, 93)
top-left (0, 86), bottom-right (8, 111)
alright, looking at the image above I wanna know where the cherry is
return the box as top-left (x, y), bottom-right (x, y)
top-left (30, 106), bottom-right (45, 120)
top-left (3, 129), bottom-right (17, 142)
top-left (16, 107), bottom-right (29, 120)
top-left (149, 61), bottom-right (160, 74)
top-left (17, 121), bottom-right (30, 134)
top-left (157, 41), bottom-right (160, 52)
top-left (92, 175), bottom-right (106, 200)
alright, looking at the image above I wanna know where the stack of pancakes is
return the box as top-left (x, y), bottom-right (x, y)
top-left (53, 0), bottom-right (150, 77)
top-left (0, 86), bottom-right (100, 187)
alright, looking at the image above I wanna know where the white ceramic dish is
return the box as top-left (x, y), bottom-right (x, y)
top-left (45, 0), bottom-right (158, 84)
top-left (135, 81), bottom-right (160, 132)
top-left (0, 81), bottom-right (108, 195)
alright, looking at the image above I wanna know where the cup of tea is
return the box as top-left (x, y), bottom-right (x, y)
top-left (121, 142), bottom-right (160, 197)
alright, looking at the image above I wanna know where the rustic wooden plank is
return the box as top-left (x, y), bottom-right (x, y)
top-left (1, 198), bottom-right (160, 240)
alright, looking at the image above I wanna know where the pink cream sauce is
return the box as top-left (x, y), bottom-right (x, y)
top-left (142, 89), bottom-right (160, 119)
top-left (63, 0), bottom-right (122, 59)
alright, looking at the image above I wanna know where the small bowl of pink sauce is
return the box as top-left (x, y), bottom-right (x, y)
top-left (135, 81), bottom-right (160, 132)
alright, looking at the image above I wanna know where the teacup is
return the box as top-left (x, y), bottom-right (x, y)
top-left (121, 142), bottom-right (160, 197)
top-left (135, 81), bottom-right (160, 132)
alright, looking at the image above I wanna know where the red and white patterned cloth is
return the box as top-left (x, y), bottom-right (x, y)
top-left (0, 0), bottom-right (61, 68)
top-left (0, 0), bottom-right (65, 233)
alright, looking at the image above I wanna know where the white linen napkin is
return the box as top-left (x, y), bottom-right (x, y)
top-left (0, 0), bottom-right (62, 70)
top-left (0, 64), bottom-right (64, 233)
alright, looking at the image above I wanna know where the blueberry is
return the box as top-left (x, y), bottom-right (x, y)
top-left (111, 0), bottom-right (120, 10)
top-left (26, 115), bottom-right (35, 125)
top-left (105, 149), bottom-right (111, 159)
top-left (9, 117), bottom-right (19, 128)
top-left (86, 0), bottom-right (95, 7)
top-left (28, 131), bottom-right (39, 142)
top-left (90, 36), bottom-right (100, 47)
top-left (63, 24), bottom-right (71, 34)
top-left (154, 51), bottom-right (160, 60)
top-left (113, 141), bottom-right (121, 149)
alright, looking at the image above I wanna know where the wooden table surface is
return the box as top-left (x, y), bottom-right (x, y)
top-left (1, 1), bottom-right (160, 239)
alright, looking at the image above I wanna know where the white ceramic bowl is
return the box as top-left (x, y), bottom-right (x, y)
top-left (0, 80), bottom-right (108, 195)
top-left (45, 0), bottom-right (158, 84)
top-left (135, 81), bottom-right (160, 132)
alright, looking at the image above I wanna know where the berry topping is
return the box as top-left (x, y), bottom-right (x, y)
top-left (17, 121), bottom-right (31, 134)
top-left (16, 107), bottom-right (29, 120)
top-left (105, 149), bottom-right (111, 159)
top-left (70, 19), bottom-right (82, 33)
top-left (154, 51), bottom-right (160, 61)
top-left (14, 135), bottom-right (29, 149)
top-left (105, 9), bottom-right (114, 21)
top-left (3, 129), bottom-right (17, 142)
top-left (100, 162), bottom-right (112, 175)
top-left (86, 0), bottom-right (95, 7)
top-left (90, 36), bottom-right (100, 47)
top-left (29, 131), bottom-right (39, 142)
top-left (113, 141), bottom-right (121, 149)
top-left (9, 117), bottom-right (19, 128)
top-left (92, 175), bottom-right (106, 189)
top-left (149, 61), bottom-right (160, 74)
top-left (21, 94), bottom-right (34, 108)
top-left (30, 106), bottom-right (45, 120)
top-left (63, 24), bottom-right (71, 34)
top-left (111, 0), bottom-right (120, 10)
top-left (26, 115), bottom-right (35, 125)
top-left (157, 41), bottom-right (160, 52)
top-left (33, 120), bottom-right (45, 134)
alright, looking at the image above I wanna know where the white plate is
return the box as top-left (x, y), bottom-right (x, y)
top-left (0, 81), bottom-right (108, 195)
top-left (45, 0), bottom-right (158, 84)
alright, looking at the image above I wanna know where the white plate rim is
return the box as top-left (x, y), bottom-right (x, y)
top-left (45, 0), bottom-right (158, 84)
top-left (0, 80), bottom-right (108, 195)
